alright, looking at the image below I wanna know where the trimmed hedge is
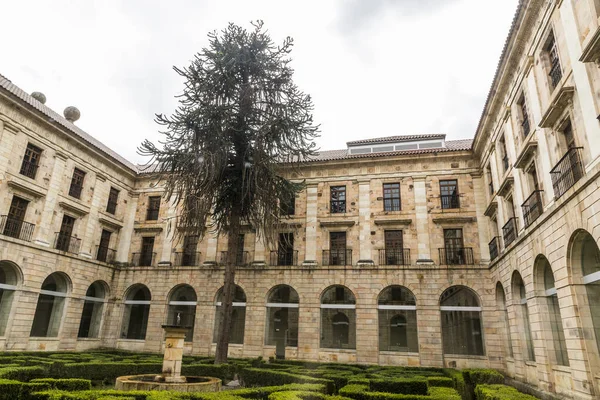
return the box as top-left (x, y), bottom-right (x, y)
top-left (31, 379), bottom-right (92, 391)
top-left (474, 385), bottom-right (537, 400)
top-left (0, 366), bottom-right (46, 381)
top-left (463, 371), bottom-right (504, 386)
top-left (239, 368), bottom-right (335, 394)
top-left (338, 384), bottom-right (461, 400)
top-left (369, 379), bottom-right (428, 395)
top-left (425, 377), bottom-right (453, 388)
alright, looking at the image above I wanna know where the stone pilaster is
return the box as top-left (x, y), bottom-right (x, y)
top-left (472, 173), bottom-right (490, 263)
top-left (0, 119), bottom-right (18, 176)
top-left (302, 184), bottom-right (318, 266)
top-left (357, 180), bottom-right (373, 265)
top-left (34, 151), bottom-right (67, 247)
top-left (115, 192), bottom-right (139, 263)
top-left (413, 177), bottom-right (432, 263)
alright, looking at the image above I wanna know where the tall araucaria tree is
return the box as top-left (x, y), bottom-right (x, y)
top-left (138, 21), bottom-right (319, 364)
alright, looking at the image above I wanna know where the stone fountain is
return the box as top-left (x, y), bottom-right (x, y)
top-left (115, 324), bottom-right (221, 392)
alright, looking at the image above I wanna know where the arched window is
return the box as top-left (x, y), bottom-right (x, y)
top-left (0, 262), bottom-right (19, 336)
top-left (320, 285), bottom-right (356, 349)
top-left (538, 258), bottom-right (569, 366)
top-left (512, 272), bottom-right (535, 361)
top-left (167, 285), bottom-right (197, 342)
top-left (78, 281), bottom-right (107, 338)
top-left (378, 285), bottom-right (418, 352)
top-left (265, 285), bottom-right (299, 348)
top-left (30, 273), bottom-right (70, 337)
top-left (495, 282), bottom-right (513, 358)
top-left (121, 284), bottom-right (151, 340)
top-left (213, 285), bottom-right (246, 344)
top-left (440, 286), bottom-right (484, 355)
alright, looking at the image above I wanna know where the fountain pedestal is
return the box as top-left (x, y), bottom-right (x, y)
top-left (160, 325), bottom-right (188, 383)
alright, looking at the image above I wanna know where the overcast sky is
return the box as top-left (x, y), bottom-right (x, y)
top-left (1, 0), bottom-right (518, 164)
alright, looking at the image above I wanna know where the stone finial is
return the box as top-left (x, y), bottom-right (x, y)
top-left (31, 92), bottom-right (47, 104)
top-left (63, 106), bottom-right (80, 123)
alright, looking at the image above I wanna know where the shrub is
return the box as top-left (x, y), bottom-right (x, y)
top-left (239, 368), bottom-right (335, 394)
top-left (31, 379), bottom-right (92, 391)
top-left (0, 366), bottom-right (46, 382)
top-left (425, 377), bottom-right (453, 388)
top-left (369, 379), bottom-right (428, 395)
top-left (181, 363), bottom-right (235, 381)
top-left (474, 385), bottom-right (537, 400)
top-left (463, 370), bottom-right (504, 386)
top-left (0, 379), bottom-right (25, 400)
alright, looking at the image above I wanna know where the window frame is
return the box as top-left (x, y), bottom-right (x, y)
top-left (383, 183), bottom-right (401, 212)
top-left (68, 168), bottom-right (86, 199)
top-left (439, 179), bottom-right (460, 209)
top-left (20, 143), bottom-right (42, 180)
top-left (330, 186), bottom-right (346, 214)
top-left (146, 196), bottom-right (161, 221)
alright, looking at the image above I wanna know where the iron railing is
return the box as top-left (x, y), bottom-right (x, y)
top-left (96, 246), bottom-right (116, 263)
top-left (322, 249), bottom-right (352, 266)
top-left (378, 248), bottom-right (410, 266)
top-left (269, 250), bottom-right (298, 266)
top-left (441, 194), bottom-right (460, 209)
top-left (489, 236), bottom-right (501, 262)
top-left (550, 147), bottom-right (584, 199)
top-left (55, 232), bottom-right (81, 254)
top-left (19, 160), bottom-right (39, 179)
top-left (502, 218), bottom-right (518, 247)
top-left (131, 252), bottom-right (156, 267)
top-left (0, 215), bottom-right (35, 241)
top-left (549, 58), bottom-right (562, 88)
top-left (173, 251), bottom-right (202, 266)
top-left (439, 247), bottom-right (474, 265)
top-left (522, 190), bottom-right (544, 228)
top-left (218, 251), bottom-right (252, 266)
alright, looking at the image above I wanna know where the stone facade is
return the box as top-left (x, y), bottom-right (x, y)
top-left (1, 0), bottom-right (600, 399)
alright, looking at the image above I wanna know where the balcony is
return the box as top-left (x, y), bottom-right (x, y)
top-left (550, 147), bottom-right (584, 199)
top-left (522, 190), bottom-right (544, 228)
top-left (378, 248), bottom-right (410, 266)
top-left (441, 194), bottom-right (460, 209)
top-left (322, 249), bottom-right (352, 266)
top-left (269, 250), bottom-right (298, 266)
top-left (0, 215), bottom-right (35, 242)
top-left (19, 160), bottom-right (39, 180)
top-left (173, 251), bottom-right (202, 266)
top-left (55, 233), bottom-right (81, 254)
top-left (96, 246), bottom-right (116, 263)
top-left (218, 251), bottom-right (252, 266)
top-left (489, 236), bottom-right (501, 262)
top-left (131, 252), bottom-right (156, 267)
top-left (502, 218), bottom-right (518, 247)
top-left (438, 247), bottom-right (474, 265)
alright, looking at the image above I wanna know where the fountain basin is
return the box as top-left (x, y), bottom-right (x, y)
top-left (115, 375), bottom-right (221, 392)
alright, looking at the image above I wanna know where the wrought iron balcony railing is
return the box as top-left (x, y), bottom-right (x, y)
top-left (131, 252), bottom-right (156, 267)
top-left (218, 251), bottom-right (252, 266)
top-left (322, 249), bottom-right (352, 266)
top-left (441, 194), bottom-right (460, 209)
top-left (489, 236), bottom-right (501, 262)
top-left (0, 215), bottom-right (35, 242)
top-left (173, 251), bottom-right (202, 266)
top-left (96, 246), bottom-right (116, 263)
top-left (378, 248), bottom-right (410, 266)
top-left (439, 247), bottom-right (474, 265)
top-left (502, 218), bottom-right (518, 247)
top-left (522, 190), bottom-right (544, 228)
top-left (55, 232), bottom-right (81, 254)
top-left (19, 160), bottom-right (39, 179)
top-left (550, 147), bottom-right (584, 199)
top-left (269, 250), bottom-right (298, 266)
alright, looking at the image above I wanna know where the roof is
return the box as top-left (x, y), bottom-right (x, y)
top-left (306, 138), bottom-right (473, 162)
top-left (0, 73), bottom-right (138, 173)
top-left (346, 133), bottom-right (446, 146)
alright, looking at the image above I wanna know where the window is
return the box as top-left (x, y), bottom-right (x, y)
top-left (320, 285), bottom-right (356, 349)
top-left (30, 273), bottom-right (69, 337)
top-left (180, 235), bottom-right (199, 266)
top-left (326, 232), bottom-right (348, 266)
top-left (96, 230), bottom-right (113, 263)
top-left (551, 120), bottom-right (583, 198)
top-left (378, 286), bottom-right (418, 352)
top-left (518, 95), bottom-right (531, 137)
top-left (382, 230), bottom-right (406, 265)
top-left (3, 196), bottom-right (30, 240)
top-left (440, 180), bottom-right (459, 209)
top-left (55, 215), bottom-right (78, 253)
top-left (0, 261), bottom-right (19, 336)
top-left (265, 285), bottom-right (299, 350)
top-left (68, 168), bottom-right (86, 199)
top-left (486, 165), bottom-right (494, 195)
top-left (383, 183), bottom-right (401, 211)
top-left (139, 237), bottom-right (155, 267)
top-left (78, 281), bottom-right (106, 338)
top-left (236, 234), bottom-right (245, 265)
top-left (121, 284), bottom-right (151, 340)
top-left (499, 136), bottom-right (509, 173)
top-left (106, 187), bottom-right (119, 215)
top-left (440, 286), bottom-right (484, 355)
top-left (539, 258), bottom-right (569, 366)
top-left (275, 233), bottom-right (295, 266)
top-left (496, 283), bottom-right (513, 358)
top-left (20, 143), bottom-right (42, 179)
top-left (330, 186), bottom-right (346, 213)
top-left (146, 196), bottom-right (161, 220)
top-left (280, 194), bottom-right (296, 216)
top-left (443, 229), bottom-right (467, 265)
top-left (512, 272), bottom-right (535, 361)
top-left (545, 30), bottom-right (562, 89)
top-left (167, 285), bottom-right (197, 342)
top-left (213, 285), bottom-right (246, 344)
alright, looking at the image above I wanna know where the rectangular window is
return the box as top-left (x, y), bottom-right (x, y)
top-left (486, 165), bottom-right (494, 195)
top-left (181, 235), bottom-right (199, 266)
top-left (280, 194), bottom-right (296, 216)
top-left (3, 196), bottom-right (29, 239)
top-left (545, 30), bottom-right (562, 88)
top-left (443, 229), bottom-right (467, 265)
top-left (146, 196), bottom-right (161, 220)
top-left (106, 187), bottom-right (119, 215)
top-left (329, 232), bottom-right (347, 266)
top-left (56, 215), bottom-right (76, 252)
top-left (68, 168), bottom-right (86, 199)
top-left (20, 143), bottom-right (42, 179)
top-left (384, 230), bottom-right (404, 265)
top-left (140, 236), bottom-right (155, 266)
top-left (518, 95), bottom-right (531, 137)
top-left (440, 180), bottom-right (460, 209)
top-left (277, 232), bottom-right (295, 266)
top-left (236, 234), bottom-right (245, 265)
top-left (383, 183), bottom-right (401, 211)
top-left (499, 136), bottom-right (509, 173)
top-left (97, 229), bottom-right (112, 262)
top-left (330, 186), bottom-right (346, 213)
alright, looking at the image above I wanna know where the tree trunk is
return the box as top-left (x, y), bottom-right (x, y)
top-left (214, 213), bottom-right (241, 364)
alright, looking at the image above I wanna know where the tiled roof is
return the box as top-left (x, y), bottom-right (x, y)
top-left (306, 139), bottom-right (473, 162)
top-left (346, 133), bottom-right (446, 146)
top-left (0, 73), bottom-right (138, 173)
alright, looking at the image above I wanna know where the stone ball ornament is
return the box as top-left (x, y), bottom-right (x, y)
top-left (31, 92), bottom-right (47, 104)
top-left (63, 106), bottom-right (81, 122)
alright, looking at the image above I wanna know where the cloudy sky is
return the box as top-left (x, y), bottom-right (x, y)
top-left (1, 0), bottom-right (518, 164)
